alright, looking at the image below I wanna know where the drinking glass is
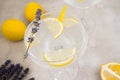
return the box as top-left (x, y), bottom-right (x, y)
top-left (24, 11), bottom-right (88, 80)
top-left (64, 0), bottom-right (103, 35)
top-left (64, 0), bottom-right (103, 9)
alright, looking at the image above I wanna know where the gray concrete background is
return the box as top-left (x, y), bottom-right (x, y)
top-left (0, 0), bottom-right (120, 80)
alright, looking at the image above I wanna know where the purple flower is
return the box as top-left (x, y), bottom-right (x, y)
top-left (28, 37), bottom-right (34, 43)
top-left (36, 15), bottom-right (41, 21)
top-left (33, 21), bottom-right (40, 27)
top-left (32, 27), bottom-right (38, 33)
top-left (36, 9), bottom-right (42, 16)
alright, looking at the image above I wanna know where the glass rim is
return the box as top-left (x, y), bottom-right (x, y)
top-left (64, 0), bottom-right (103, 9)
top-left (24, 12), bottom-right (88, 63)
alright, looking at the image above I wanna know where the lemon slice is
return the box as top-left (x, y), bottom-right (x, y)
top-left (58, 5), bottom-right (67, 22)
top-left (43, 18), bottom-right (64, 39)
top-left (62, 17), bottom-right (80, 27)
top-left (101, 63), bottom-right (120, 80)
top-left (43, 48), bottom-right (76, 67)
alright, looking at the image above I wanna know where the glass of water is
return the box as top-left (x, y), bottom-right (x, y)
top-left (24, 10), bottom-right (88, 80)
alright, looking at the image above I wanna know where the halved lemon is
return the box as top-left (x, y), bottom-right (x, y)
top-left (62, 17), bottom-right (79, 28)
top-left (101, 63), bottom-right (120, 80)
top-left (43, 48), bottom-right (76, 67)
top-left (43, 18), bottom-right (64, 39)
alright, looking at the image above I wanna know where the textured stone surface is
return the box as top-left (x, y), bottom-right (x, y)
top-left (0, 0), bottom-right (120, 80)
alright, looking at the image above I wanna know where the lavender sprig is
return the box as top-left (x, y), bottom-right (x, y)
top-left (31, 28), bottom-right (39, 34)
top-left (24, 9), bottom-right (42, 60)
top-left (33, 21), bottom-right (40, 27)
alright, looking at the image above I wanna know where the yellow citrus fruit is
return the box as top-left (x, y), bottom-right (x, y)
top-left (1, 19), bottom-right (26, 41)
top-left (101, 63), bottom-right (120, 80)
top-left (43, 18), bottom-right (64, 39)
top-left (43, 48), bottom-right (76, 67)
top-left (24, 2), bottom-right (45, 21)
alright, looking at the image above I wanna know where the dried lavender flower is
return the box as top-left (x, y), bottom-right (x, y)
top-left (33, 21), bottom-right (40, 27)
top-left (36, 9), bottom-right (42, 16)
top-left (28, 37), bottom-right (34, 43)
top-left (32, 27), bottom-right (38, 33)
top-left (24, 9), bottom-right (41, 60)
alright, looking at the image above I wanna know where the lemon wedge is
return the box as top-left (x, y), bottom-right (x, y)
top-left (101, 63), bottom-right (120, 80)
top-left (43, 18), bottom-right (64, 39)
top-left (43, 48), bottom-right (76, 67)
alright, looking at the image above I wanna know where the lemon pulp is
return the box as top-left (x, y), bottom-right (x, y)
top-left (101, 63), bottom-right (120, 80)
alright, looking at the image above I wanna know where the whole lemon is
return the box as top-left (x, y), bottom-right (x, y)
top-left (1, 19), bottom-right (26, 41)
top-left (24, 2), bottom-right (45, 21)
